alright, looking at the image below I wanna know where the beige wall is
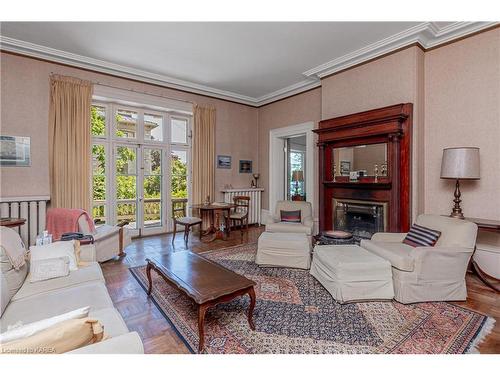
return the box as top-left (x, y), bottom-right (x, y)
top-left (424, 29), bottom-right (500, 220)
top-left (0, 52), bottom-right (258, 201)
top-left (321, 46), bottom-right (425, 219)
top-left (257, 88), bottom-right (322, 215)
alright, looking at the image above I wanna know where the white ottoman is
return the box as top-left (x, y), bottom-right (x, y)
top-left (310, 245), bottom-right (394, 303)
top-left (256, 232), bottom-right (311, 269)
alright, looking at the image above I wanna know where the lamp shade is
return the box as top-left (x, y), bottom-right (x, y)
top-left (292, 170), bottom-right (304, 182)
top-left (440, 147), bottom-right (480, 180)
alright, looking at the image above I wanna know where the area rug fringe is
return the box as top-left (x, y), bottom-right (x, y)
top-left (466, 317), bottom-right (496, 354)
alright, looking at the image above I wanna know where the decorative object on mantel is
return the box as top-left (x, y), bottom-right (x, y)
top-left (440, 147), bottom-right (480, 219)
top-left (216, 155), bottom-right (231, 169)
top-left (374, 163), bottom-right (379, 183)
top-left (239, 160), bottom-right (252, 173)
top-left (332, 164), bottom-right (337, 182)
top-left (0, 135), bottom-right (31, 166)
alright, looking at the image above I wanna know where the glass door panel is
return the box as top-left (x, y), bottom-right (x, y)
top-left (115, 145), bottom-right (138, 229)
top-left (170, 150), bottom-right (188, 199)
top-left (143, 148), bottom-right (163, 228)
top-left (91, 143), bottom-right (107, 225)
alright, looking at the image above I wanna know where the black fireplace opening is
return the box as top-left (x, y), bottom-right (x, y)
top-left (333, 199), bottom-right (386, 240)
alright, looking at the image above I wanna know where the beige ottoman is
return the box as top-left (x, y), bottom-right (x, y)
top-left (256, 232), bottom-right (311, 269)
top-left (310, 245), bottom-right (394, 304)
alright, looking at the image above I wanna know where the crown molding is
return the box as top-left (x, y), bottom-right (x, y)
top-left (303, 22), bottom-right (498, 79)
top-left (0, 36), bottom-right (258, 106)
top-left (1, 21), bottom-right (498, 107)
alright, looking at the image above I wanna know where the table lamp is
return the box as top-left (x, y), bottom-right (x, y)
top-left (292, 170), bottom-right (304, 197)
top-left (440, 147), bottom-right (480, 219)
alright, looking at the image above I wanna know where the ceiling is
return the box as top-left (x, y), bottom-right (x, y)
top-left (0, 22), bottom-right (496, 106)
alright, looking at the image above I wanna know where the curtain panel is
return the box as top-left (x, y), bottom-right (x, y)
top-left (48, 75), bottom-right (93, 213)
top-left (192, 104), bottom-right (216, 205)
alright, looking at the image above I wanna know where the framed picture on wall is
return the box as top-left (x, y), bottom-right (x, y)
top-left (340, 160), bottom-right (351, 176)
top-left (0, 136), bottom-right (31, 166)
top-left (217, 155), bottom-right (232, 169)
top-left (239, 160), bottom-right (252, 173)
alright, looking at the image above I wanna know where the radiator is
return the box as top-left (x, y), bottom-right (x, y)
top-left (0, 196), bottom-right (50, 246)
top-left (222, 188), bottom-right (264, 225)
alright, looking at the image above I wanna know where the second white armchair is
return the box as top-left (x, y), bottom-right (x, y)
top-left (265, 200), bottom-right (314, 237)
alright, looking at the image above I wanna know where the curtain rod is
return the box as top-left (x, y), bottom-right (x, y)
top-left (50, 72), bottom-right (194, 105)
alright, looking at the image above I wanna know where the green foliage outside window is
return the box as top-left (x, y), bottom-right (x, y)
top-left (91, 106), bottom-right (188, 222)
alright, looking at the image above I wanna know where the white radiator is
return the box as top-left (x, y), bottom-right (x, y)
top-left (0, 196), bottom-right (50, 246)
top-left (222, 188), bottom-right (264, 225)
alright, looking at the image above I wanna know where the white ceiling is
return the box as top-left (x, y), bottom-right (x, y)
top-left (0, 22), bottom-right (496, 106)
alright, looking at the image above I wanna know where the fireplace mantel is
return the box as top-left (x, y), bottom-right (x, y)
top-left (313, 103), bottom-right (412, 234)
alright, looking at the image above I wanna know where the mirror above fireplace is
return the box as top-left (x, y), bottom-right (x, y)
top-left (333, 143), bottom-right (387, 177)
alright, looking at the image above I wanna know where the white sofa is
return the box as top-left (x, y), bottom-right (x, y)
top-left (0, 227), bottom-right (143, 354)
top-left (265, 200), bottom-right (314, 237)
top-left (360, 214), bottom-right (478, 304)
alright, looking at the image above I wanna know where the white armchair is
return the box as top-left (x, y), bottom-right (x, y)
top-left (360, 214), bottom-right (478, 304)
top-left (265, 200), bottom-right (314, 237)
top-left (77, 217), bottom-right (132, 263)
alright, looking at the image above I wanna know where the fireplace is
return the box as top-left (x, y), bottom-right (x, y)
top-left (333, 198), bottom-right (387, 239)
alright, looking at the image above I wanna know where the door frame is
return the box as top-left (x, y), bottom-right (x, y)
top-left (269, 121), bottom-right (315, 217)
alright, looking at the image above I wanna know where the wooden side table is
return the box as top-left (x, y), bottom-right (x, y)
top-left (0, 217), bottom-right (26, 228)
top-left (466, 217), bottom-right (500, 293)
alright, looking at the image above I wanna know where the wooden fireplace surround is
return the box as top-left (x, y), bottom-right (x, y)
top-left (313, 103), bottom-right (413, 234)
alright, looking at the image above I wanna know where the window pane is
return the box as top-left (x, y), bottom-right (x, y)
top-left (116, 109), bottom-right (137, 139)
top-left (144, 148), bottom-right (162, 227)
top-left (171, 150), bottom-right (187, 198)
top-left (116, 146), bottom-right (136, 175)
top-left (91, 105), bottom-right (106, 137)
top-left (171, 118), bottom-right (188, 144)
top-left (144, 113), bottom-right (163, 142)
top-left (144, 149), bottom-right (162, 175)
top-left (92, 144), bottom-right (106, 221)
top-left (92, 205), bottom-right (106, 225)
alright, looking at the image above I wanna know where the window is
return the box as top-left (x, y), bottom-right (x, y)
top-left (91, 105), bottom-right (106, 137)
top-left (90, 100), bottom-right (191, 235)
top-left (115, 108), bottom-right (137, 139)
top-left (171, 117), bottom-right (188, 144)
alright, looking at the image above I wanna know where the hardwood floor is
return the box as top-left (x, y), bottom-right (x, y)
top-left (101, 226), bottom-right (499, 354)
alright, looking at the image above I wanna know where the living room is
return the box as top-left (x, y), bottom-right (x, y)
top-left (1, 1), bottom-right (499, 373)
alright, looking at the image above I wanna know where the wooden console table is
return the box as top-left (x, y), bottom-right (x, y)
top-left (466, 217), bottom-right (500, 293)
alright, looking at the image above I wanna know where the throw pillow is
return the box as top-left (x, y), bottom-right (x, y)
top-left (1, 317), bottom-right (104, 354)
top-left (29, 240), bottom-right (78, 271)
top-left (30, 256), bottom-right (70, 283)
top-left (0, 306), bottom-right (90, 344)
top-left (280, 210), bottom-right (302, 223)
top-left (403, 224), bottom-right (441, 247)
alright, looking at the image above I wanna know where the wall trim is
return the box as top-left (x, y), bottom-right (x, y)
top-left (1, 22), bottom-right (497, 107)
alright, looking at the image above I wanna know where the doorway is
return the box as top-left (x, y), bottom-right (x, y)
top-left (269, 122), bottom-right (315, 216)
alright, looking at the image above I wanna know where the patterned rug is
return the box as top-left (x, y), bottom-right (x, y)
top-left (129, 243), bottom-right (495, 354)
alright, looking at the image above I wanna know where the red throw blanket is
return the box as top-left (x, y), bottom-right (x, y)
top-left (46, 208), bottom-right (96, 241)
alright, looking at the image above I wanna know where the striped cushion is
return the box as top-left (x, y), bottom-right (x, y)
top-left (280, 210), bottom-right (301, 223)
top-left (403, 224), bottom-right (441, 247)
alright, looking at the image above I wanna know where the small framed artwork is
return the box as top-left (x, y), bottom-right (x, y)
top-left (0, 136), bottom-right (31, 166)
top-left (239, 160), bottom-right (252, 173)
top-left (340, 160), bottom-right (351, 176)
top-left (217, 155), bottom-right (231, 169)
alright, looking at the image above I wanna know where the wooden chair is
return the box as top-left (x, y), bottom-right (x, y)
top-left (172, 198), bottom-right (202, 244)
top-left (229, 196), bottom-right (250, 237)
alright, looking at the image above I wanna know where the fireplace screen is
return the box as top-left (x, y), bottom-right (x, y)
top-left (333, 198), bottom-right (387, 239)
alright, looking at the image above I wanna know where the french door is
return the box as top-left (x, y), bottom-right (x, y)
top-left (91, 101), bottom-right (191, 237)
top-left (113, 144), bottom-right (167, 236)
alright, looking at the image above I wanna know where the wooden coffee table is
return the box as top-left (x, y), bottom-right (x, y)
top-left (145, 251), bottom-right (256, 352)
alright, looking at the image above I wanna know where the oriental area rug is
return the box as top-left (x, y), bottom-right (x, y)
top-left (129, 243), bottom-right (494, 354)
